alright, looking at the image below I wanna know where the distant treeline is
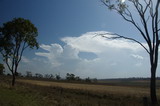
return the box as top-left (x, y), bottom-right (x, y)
top-left (99, 77), bottom-right (160, 81)
top-left (4, 71), bottom-right (98, 83)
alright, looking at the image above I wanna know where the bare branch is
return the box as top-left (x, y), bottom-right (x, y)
top-left (17, 42), bottom-right (28, 64)
top-left (96, 32), bottom-right (150, 54)
top-left (101, 0), bottom-right (150, 47)
top-left (132, 1), bottom-right (151, 44)
top-left (146, 16), bottom-right (150, 23)
top-left (149, 0), bottom-right (154, 17)
top-left (144, 0), bottom-right (151, 14)
top-left (155, 0), bottom-right (160, 41)
top-left (5, 58), bottom-right (12, 72)
top-left (158, 19), bottom-right (160, 24)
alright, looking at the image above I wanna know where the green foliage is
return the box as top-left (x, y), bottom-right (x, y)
top-left (75, 76), bottom-right (81, 81)
top-left (55, 74), bottom-right (61, 80)
top-left (44, 74), bottom-right (54, 79)
top-left (1, 18), bottom-right (38, 48)
top-left (35, 73), bottom-right (43, 78)
top-left (66, 73), bottom-right (76, 81)
top-left (66, 73), bottom-right (82, 81)
top-left (85, 77), bottom-right (91, 82)
top-left (26, 71), bottom-right (33, 77)
top-left (0, 17), bottom-right (39, 86)
top-left (0, 18), bottom-right (39, 58)
top-left (102, 0), bottom-right (128, 14)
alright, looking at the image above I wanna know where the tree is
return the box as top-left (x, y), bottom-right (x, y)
top-left (44, 74), bottom-right (54, 79)
top-left (92, 78), bottom-right (98, 83)
top-left (66, 73), bottom-right (76, 81)
top-left (0, 63), bottom-right (5, 75)
top-left (75, 76), bottom-right (81, 81)
top-left (101, 0), bottom-right (160, 104)
top-left (85, 77), bottom-right (91, 83)
top-left (15, 72), bottom-right (22, 77)
top-left (55, 74), bottom-right (61, 80)
top-left (0, 18), bottom-right (39, 86)
top-left (35, 73), bottom-right (43, 78)
top-left (44, 74), bottom-right (50, 79)
top-left (49, 74), bottom-right (54, 79)
top-left (26, 71), bottom-right (32, 78)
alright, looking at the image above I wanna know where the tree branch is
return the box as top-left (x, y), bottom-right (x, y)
top-left (97, 32), bottom-right (150, 54)
top-left (17, 42), bottom-right (28, 64)
top-left (5, 57), bottom-right (12, 72)
top-left (101, 0), bottom-right (151, 48)
top-left (144, 0), bottom-right (151, 14)
top-left (132, 0), bottom-right (151, 47)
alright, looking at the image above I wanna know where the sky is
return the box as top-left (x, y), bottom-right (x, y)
top-left (0, 0), bottom-right (159, 79)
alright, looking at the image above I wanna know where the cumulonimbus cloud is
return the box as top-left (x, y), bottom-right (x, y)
top-left (61, 31), bottom-right (144, 54)
top-left (33, 31), bottom-right (152, 78)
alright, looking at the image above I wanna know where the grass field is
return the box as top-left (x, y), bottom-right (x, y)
top-left (0, 77), bottom-right (160, 106)
top-left (18, 79), bottom-right (159, 97)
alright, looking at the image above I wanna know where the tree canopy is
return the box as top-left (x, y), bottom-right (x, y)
top-left (0, 18), bottom-right (39, 86)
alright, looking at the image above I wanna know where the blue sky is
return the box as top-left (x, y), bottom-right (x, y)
top-left (0, 0), bottom-right (159, 78)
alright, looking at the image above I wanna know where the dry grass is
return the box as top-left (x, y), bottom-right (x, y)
top-left (1, 77), bottom-right (160, 106)
top-left (18, 79), bottom-right (160, 98)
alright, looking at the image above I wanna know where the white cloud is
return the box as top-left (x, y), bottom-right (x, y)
top-left (35, 44), bottom-right (63, 67)
top-left (40, 44), bottom-right (51, 51)
top-left (121, 0), bottom-right (125, 3)
top-left (131, 54), bottom-right (144, 60)
top-left (10, 31), bottom-right (160, 78)
top-left (32, 31), bottom-right (153, 78)
top-left (61, 31), bottom-right (143, 54)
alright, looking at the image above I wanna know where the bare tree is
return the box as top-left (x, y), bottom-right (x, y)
top-left (101, 0), bottom-right (160, 104)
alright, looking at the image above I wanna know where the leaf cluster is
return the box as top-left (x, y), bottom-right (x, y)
top-left (0, 18), bottom-right (39, 60)
top-left (103, 0), bottom-right (128, 14)
top-left (0, 18), bottom-right (39, 76)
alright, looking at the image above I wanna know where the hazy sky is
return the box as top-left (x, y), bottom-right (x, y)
top-left (0, 0), bottom-right (159, 78)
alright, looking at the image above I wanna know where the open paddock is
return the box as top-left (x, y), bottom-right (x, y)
top-left (18, 79), bottom-right (160, 98)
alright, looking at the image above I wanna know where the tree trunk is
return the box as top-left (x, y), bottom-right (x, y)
top-left (12, 73), bottom-right (15, 86)
top-left (150, 65), bottom-right (158, 105)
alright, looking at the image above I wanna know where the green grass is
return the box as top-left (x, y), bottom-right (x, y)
top-left (0, 83), bottom-right (49, 106)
